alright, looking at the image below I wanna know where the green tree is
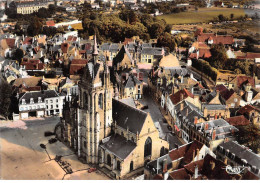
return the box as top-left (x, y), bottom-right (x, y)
top-left (12, 49), bottom-right (24, 64)
top-left (156, 32), bottom-right (176, 52)
top-left (230, 13), bottom-right (234, 20)
top-left (27, 17), bottom-right (43, 36)
top-left (209, 44), bottom-right (228, 69)
top-left (0, 81), bottom-right (12, 119)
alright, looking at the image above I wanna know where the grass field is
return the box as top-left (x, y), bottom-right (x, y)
top-left (157, 7), bottom-right (246, 24)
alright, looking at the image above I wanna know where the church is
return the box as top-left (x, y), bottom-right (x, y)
top-left (57, 36), bottom-right (169, 179)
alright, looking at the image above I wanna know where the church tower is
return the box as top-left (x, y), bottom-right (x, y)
top-left (77, 35), bottom-right (113, 164)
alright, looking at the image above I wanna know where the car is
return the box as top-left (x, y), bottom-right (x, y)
top-left (88, 168), bottom-right (97, 173)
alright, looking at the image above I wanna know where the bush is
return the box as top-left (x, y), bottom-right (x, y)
top-left (192, 59), bottom-right (218, 80)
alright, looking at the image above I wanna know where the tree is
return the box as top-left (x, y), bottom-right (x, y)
top-left (218, 14), bottom-right (225, 22)
top-left (209, 43), bottom-right (228, 69)
top-left (12, 49), bottom-right (24, 64)
top-left (0, 81), bottom-right (12, 119)
top-left (27, 17), bottom-right (43, 36)
top-left (230, 13), bottom-right (234, 20)
top-left (156, 32), bottom-right (176, 52)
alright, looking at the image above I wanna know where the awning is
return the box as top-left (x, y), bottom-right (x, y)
top-left (174, 125), bottom-right (180, 132)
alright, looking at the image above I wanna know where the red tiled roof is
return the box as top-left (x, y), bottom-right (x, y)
top-left (216, 84), bottom-right (228, 92)
top-left (189, 48), bottom-right (212, 59)
top-left (220, 88), bottom-right (235, 101)
top-left (46, 20), bottom-right (55, 27)
top-left (21, 59), bottom-right (44, 70)
top-left (23, 37), bottom-right (33, 45)
top-left (61, 43), bottom-right (69, 53)
top-left (169, 88), bottom-right (194, 105)
top-left (243, 52), bottom-right (260, 59)
top-left (123, 38), bottom-right (133, 45)
top-left (197, 33), bottom-right (215, 42)
top-left (194, 27), bottom-right (203, 37)
top-left (168, 168), bottom-right (190, 180)
top-left (184, 159), bottom-right (204, 174)
top-left (237, 105), bottom-right (256, 115)
top-left (153, 174), bottom-right (164, 180)
top-left (225, 115), bottom-right (250, 126)
top-left (71, 59), bottom-right (88, 65)
top-left (183, 141), bottom-right (204, 164)
top-left (201, 154), bottom-right (232, 180)
top-left (197, 34), bottom-right (233, 45)
top-left (5, 38), bottom-right (15, 48)
top-left (236, 76), bottom-right (255, 88)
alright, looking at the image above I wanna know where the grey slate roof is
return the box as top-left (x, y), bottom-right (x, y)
top-left (218, 141), bottom-right (260, 169)
top-left (19, 90), bottom-right (59, 105)
top-left (202, 104), bottom-right (226, 110)
top-left (100, 134), bottom-right (136, 160)
top-left (141, 47), bottom-right (163, 55)
top-left (124, 75), bottom-right (142, 88)
top-left (112, 99), bottom-right (147, 134)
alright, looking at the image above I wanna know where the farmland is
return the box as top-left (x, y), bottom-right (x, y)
top-left (157, 7), bottom-right (246, 24)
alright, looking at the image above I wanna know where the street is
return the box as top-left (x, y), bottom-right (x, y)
top-left (0, 117), bottom-right (110, 180)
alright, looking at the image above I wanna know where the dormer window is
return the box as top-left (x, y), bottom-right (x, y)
top-left (22, 99), bottom-right (26, 104)
top-left (30, 98), bottom-right (34, 104)
top-left (38, 97), bottom-right (42, 103)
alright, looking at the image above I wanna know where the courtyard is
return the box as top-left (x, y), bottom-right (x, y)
top-left (0, 117), bottom-right (110, 180)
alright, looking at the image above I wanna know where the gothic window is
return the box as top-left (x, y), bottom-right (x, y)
top-left (117, 160), bottom-right (121, 171)
top-left (130, 161), bottom-right (134, 171)
top-left (144, 137), bottom-right (152, 157)
top-left (84, 92), bottom-right (88, 108)
top-left (98, 93), bottom-right (103, 109)
top-left (107, 154), bottom-right (111, 166)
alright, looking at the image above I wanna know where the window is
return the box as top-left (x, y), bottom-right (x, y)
top-left (144, 137), bottom-right (152, 157)
top-left (98, 93), bottom-right (103, 109)
top-left (51, 105), bottom-right (53, 109)
top-left (50, 100), bottom-right (53, 103)
top-left (84, 92), bottom-right (88, 108)
top-left (160, 147), bottom-right (165, 157)
top-left (37, 105), bottom-right (40, 109)
top-left (46, 105), bottom-right (48, 109)
top-left (130, 161), bottom-right (134, 171)
top-left (234, 98), bottom-right (238, 102)
top-left (148, 59), bottom-right (152, 63)
top-left (56, 104), bottom-right (59, 108)
top-left (107, 154), bottom-right (111, 166)
top-left (46, 100), bottom-right (48, 104)
top-left (56, 99), bottom-right (59, 103)
top-left (117, 161), bottom-right (121, 171)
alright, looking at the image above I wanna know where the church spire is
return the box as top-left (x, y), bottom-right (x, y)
top-left (93, 34), bottom-right (98, 56)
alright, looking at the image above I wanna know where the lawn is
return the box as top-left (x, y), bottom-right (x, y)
top-left (157, 7), bottom-right (246, 24)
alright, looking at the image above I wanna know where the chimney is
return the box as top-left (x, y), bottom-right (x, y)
top-left (194, 165), bottom-right (199, 179)
top-left (193, 150), bottom-right (195, 160)
top-left (214, 113), bottom-right (218, 120)
top-left (205, 123), bottom-right (209, 130)
top-left (180, 93), bottom-right (184, 101)
top-left (212, 129), bottom-right (216, 140)
top-left (194, 116), bottom-right (198, 124)
top-left (180, 102), bottom-right (184, 111)
top-left (210, 161), bottom-right (215, 170)
top-left (196, 148), bottom-right (200, 160)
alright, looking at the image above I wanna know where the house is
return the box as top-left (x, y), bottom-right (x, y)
top-left (237, 105), bottom-right (260, 127)
top-left (18, 90), bottom-right (65, 119)
top-left (197, 34), bottom-right (233, 45)
top-left (144, 140), bottom-right (215, 180)
top-left (69, 59), bottom-right (88, 75)
top-left (113, 45), bottom-right (135, 71)
top-left (190, 118), bottom-right (238, 151)
top-left (214, 1), bottom-right (224, 7)
top-left (168, 154), bottom-right (258, 180)
top-left (225, 115), bottom-right (250, 127)
top-left (216, 141), bottom-right (260, 178)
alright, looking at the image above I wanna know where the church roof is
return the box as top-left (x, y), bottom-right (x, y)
top-left (100, 134), bottom-right (136, 160)
top-left (112, 99), bottom-right (147, 134)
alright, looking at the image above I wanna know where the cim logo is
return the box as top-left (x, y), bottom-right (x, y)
top-left (223, 165), bottom-right (246, 175)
